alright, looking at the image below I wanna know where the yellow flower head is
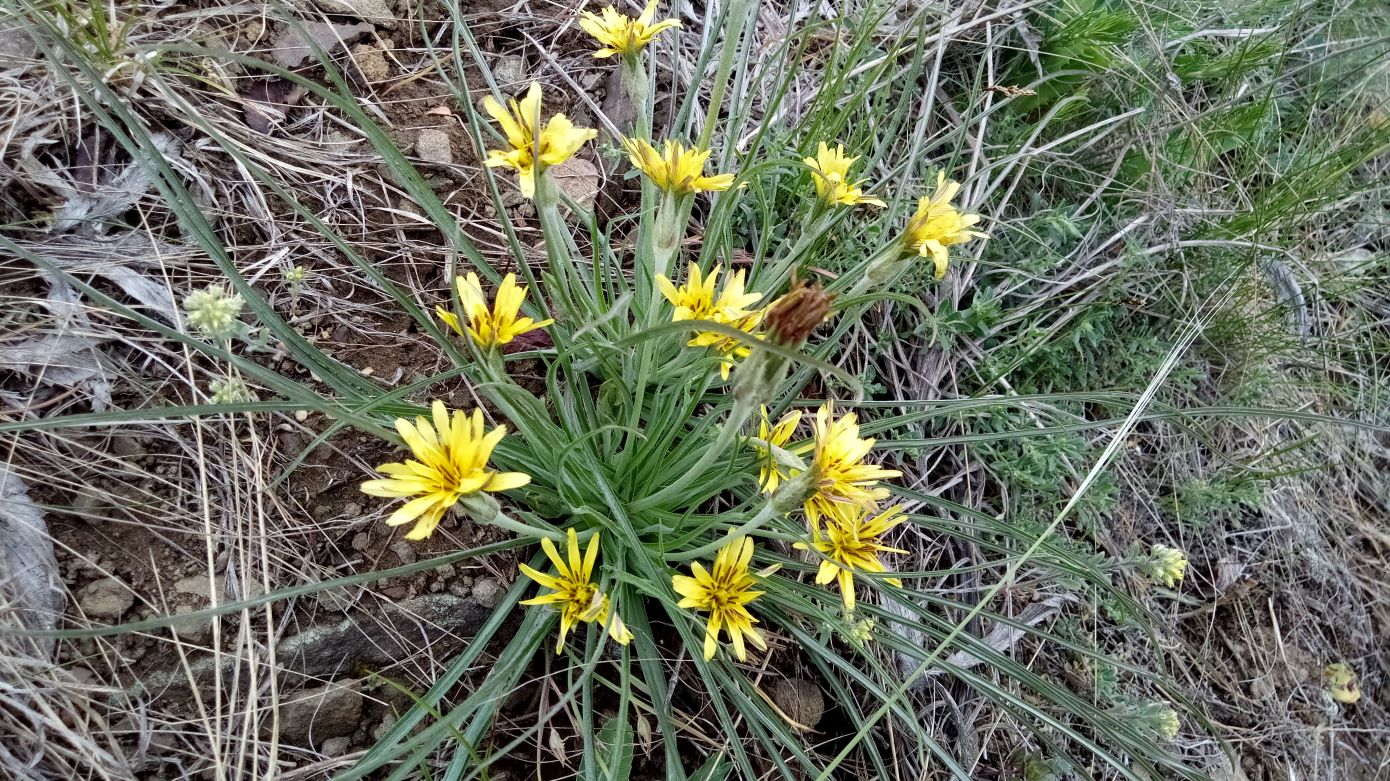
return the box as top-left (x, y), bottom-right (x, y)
top-left (624, 138), bottom-right (735, 196)
top-left (1324, 663), bottom-right (1361, 704)
top-left (900, 171), bottom-right (987, 278)
top-left (753, 406), bottom-right (806, 494)
top-left (361, 402), bottom-right (531, 540)
top-left (483, 82), bottom-right (597, 199)
top-left (520, 529), bottom-right (634, 653)
top-left (436, 272), bottom-right (554, 350)
top-left (656, 263), bottom-right (766, 379)
top-left (1155, 707), bottom-right (1180, 742)
top-left (687, 310), bottom-right (763, 380)
top-left (656, 263), bottom-right (761, 322)
top-left (794, 505), bottom-right (906, 612)
top-left (804, 402), bottom-right (902, 527)
top-left (804, 142), bottom-right (885, 208)
top-left (672, 534), bottom-right (767, 661)
top-left (1147, 544), bottom-right (1188, 588)
top-left (578, 0), bottom-right (680, 59)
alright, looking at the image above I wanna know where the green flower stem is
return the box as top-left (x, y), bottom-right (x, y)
top-left (697, 0), bottom-right (757, 151)
top-left (628, 396), bottom-right (754, 514)
top-left (647, 191), bottom-right (684, 315)
top-left (461, 494), bottom-right (566, 542)
top-left (758, 208), bottom-right (837, 289)
top-left (629, 190), bottom-right (686, 435)
top-left (534, 169), bottom-right (587, 319)
top-left (667, 501), bottom-right (780, 562)
top-left (841, 243), bottom-right (903, 298)
top-left (622, 55), bottom-right (651, 141)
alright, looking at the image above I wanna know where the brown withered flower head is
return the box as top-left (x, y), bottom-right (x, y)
top-left (765, 273), bottom-right (834, 347)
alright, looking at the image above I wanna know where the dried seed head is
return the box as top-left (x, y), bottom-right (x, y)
top-left (765, 274), bottom-right (833, 347)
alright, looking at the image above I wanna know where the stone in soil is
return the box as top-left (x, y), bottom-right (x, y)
top-left (278, 593), bottom-right (489, 678)
top-left (389, 540), bottom-right (416, 566)
top-left (551, 157), bottom-right (601, 210)
top-left (79, 577), bottom-right (134, 619)
top-left (770, 678), bottom-right (825, 731)
top-left (270, 21), bottom-right (373, 69)
top-left (415, 129), bottom-right (453, 164)
top-left (351, 531), bottom-right (372, 552)
top-left (0, 22), bottom-right (38, 61)
top-left (320, 735), bottom-right (352, 756)
top-left (277, 683), bottom-right (364, 745)
top-left (470, 577), bottom-right (504, 608)
top-left (492, 55), bottom-right (525, 86)
top-left (350, 43), bottom-right (390, 83)
top-left (313, 0), bottom-right (397, 28)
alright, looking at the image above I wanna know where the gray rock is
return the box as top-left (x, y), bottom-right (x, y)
top-left (315, 0), bottom-right (397, 28)
top-left (350, 43), bottom-right (389, 82)
top-left (350, 531), bottom-right (371, 552)
top-left (492, 55), bottom-right (525, 86)
top-left (132, 594), bottom-right (490, 699)
top-left (79, 577), bottom-right (133, 620)
top-left (278, 593), bottom-right (489, 678)
top-left (415, 129), bottom-right (452, 165)
top-left (320, 736), bottom-right (352, 756)
top-left (108, 435), bottom-right (146, 458)
top-left (770, 678), bottom-right (824, 731)
top-left (174, 575), bottom-right (216, 599)
top-left (551, 157), bottom-right (601, 210)
top-left (389, 540), bottom-right (416, 566)
top-left (270, 21), bottom-right (372, 69)
top-left (278, 683), bottom-right (363, 745)
top-left (169, 604), bottom-right (215, 643)
top-left (371, 712), bottom-right (396, 741)
top-left (470, 577), bottom-right (503, 608)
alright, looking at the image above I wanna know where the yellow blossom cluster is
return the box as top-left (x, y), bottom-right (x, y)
top-left (355, 17), bottom-right (993, 659)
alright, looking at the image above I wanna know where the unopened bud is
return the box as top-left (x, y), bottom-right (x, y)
top-left (734, 275), bottom-right (834, 406)
top-left (765, 275), bottom-right (834, 348)
top-left (769, 463), bottom-right (821, 516)
top-left (184, 285), bottom-right (245, 339)
top-left (458, 491), bottom-right (501, 522)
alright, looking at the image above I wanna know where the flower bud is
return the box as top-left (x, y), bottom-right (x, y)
top-left (733, 275), bottom-right (833, 408)
top-left (184, 285), bottom-right (245, 340)
top-left (769, 462), bottom-right (821, 516)
top-left (1146, 544), bottom-right (1188, 588)
top-left (209, 377), bottom-right (255, 404)
top-left (765, 275), bottom-right (834, 348)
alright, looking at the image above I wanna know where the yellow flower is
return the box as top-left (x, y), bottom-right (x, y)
top-left (436, 272), bottom-right (554, 350)
top-left (578, 0), bottom-right (680, 59)
top-left (900, 171), bottom-right (987, 278)
top-left (804, 142), bottom-right (885, 208)
top-left (656, 262), bottom-right (761, 322)
top-left (519, 529), bottom-right (634, 653)
top-left (753, 406), bottom-right (805, 494)
top-left (1324, 663), bottom-right (1361, 704)
top-left (624, 138), bottom-right (735, 196)
top-left (1154, 707), bottom-right (1181, 742)
top-left (361, 402), bottom-right (531, 540)
top-left (671, 534), bottom-right (768, 661)
top-left (656, 263), bottom-right (766, 379)
top-left (483, 82), bottom-right (597, 199)
top-left (1147, 544), bottom-right (1189, 588)
top-left (804, 402), bottom-right (902, 527)
top-left (794, 505), bottom-right (906, 612)
top-left (688, 310), bottom-right (763, 380)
